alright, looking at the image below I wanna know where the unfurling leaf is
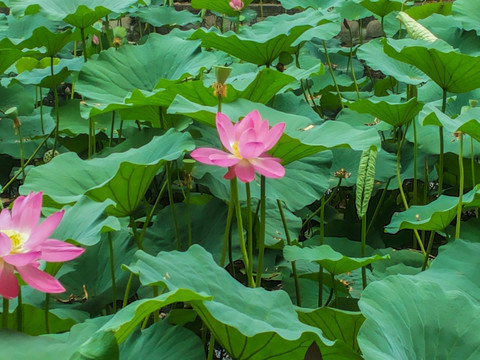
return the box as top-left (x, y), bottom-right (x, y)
top-left (356, 146), bottom-right (377, 219)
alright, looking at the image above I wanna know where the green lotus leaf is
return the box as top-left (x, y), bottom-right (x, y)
top-left (283, 245), bottom-right (389, 275)
top-left (0, 48), bottom-right (28, 74)
top-left (358, 239), bottom-right (480, 360)
top-left (133, 5), bottom-right (201, 27)
top-left (359, 0), bottom-right (403, 17)
top-left (0, 320), bottom-right (108, 360)
top-left (15, 57), bottom-right (83, 88)
top-left (123, 245), bottom-right (357, 359)
top-left (421, 105), bottom-right (480, 143)
top-left (356, 39), bottom-right (429, 85)
top-left (348, 96), bottom-right (424, 127)
top-left (383, 38), bottom-right (480, 93)
top-left (19, 26), bottom-right (73, 57)
top-left (0, 13), bottom-right (59, 47)
top-left (452, 0), bottom-right (480, 35)
top-left (9, 0), bottom-right (137, 28)
top-left (119, 321), bottom-right (205, 360)
top-left (190, 9), bottom-right (328, 66)
top-left (404, 1), bottom-right (452, 20)
top-left (297, 307), bottom-right (365, 355)
top-left (169, 96), bottom-right (381, 165)
top-left (69, 330), bottom-right (119, 360)
top-left (278, 0), bottom-right (343, 10)
top-left (385, 185), bottom-right (480, 233)
top-left (20, 130), bottom-right (194, 215)
top-left (191, 0), bottom-right (254, 17)
top-left (52, 196), bottom-right (121, 246)
top-left (76, 33), bottom-right (216, 118)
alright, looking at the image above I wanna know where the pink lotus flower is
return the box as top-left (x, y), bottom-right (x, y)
top-left (191, 110), bottom-right (285, 183)
top-left (229, 0), bottom-right (244, 11)
top-left (0, 192), bottom-right (85, 299)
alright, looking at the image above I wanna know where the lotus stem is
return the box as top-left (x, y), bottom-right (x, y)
top-left (422, 230), bottom-right (435, 271)
top-left (17, 286), bottom-right (22, 331)
top-left (80, 27), bottom-right (88, 63)
top-left (39, 87), bottom-right (45, 134)
top-left (167, 162), bottom-right (182, 250)
top-left (51, 57), bottom-right (60, 156)
top-left (246, 183), bottom-right (254, 283)
top-left (221, 181), bottom-right (235, 267)
top-left (322, 41), bottom-right (344, 109)
top-left (108, 232), bottom-right (117, 313)
top-left (331, 273), bottom-right (338, 307)
top-left (122, 273), bottom-right (134, 308)
top-left (346, 24), bottom-right (360, 99)
top-left (109, 111), bottom-right (115, 147)
top-left (44, 293), bottom-right (50, 333)
top-left (207, 333), bottom-right (215, 360)
top-left (361, 214), bottom-right (367, 289)
top-left (152, 287), bottom-right (159, 322)
top-left (231, 178), bottom-right (254, 287)
top-left (470, 137), bottom-right (478, 218)
top-left (2, 298), bottom-right (8, 329)
top-left (130, 214), bottom-right (141, 250)
top-left (255, 176), bottom-right (266, 288)
top-left (17, 125), bottom-right (25, 180)
top-left (438, 88), bottom-right (447, 195)
top-left (455, 132), bottom-right (464, 239)
top-left (277, 199), bottom-right (301, 306)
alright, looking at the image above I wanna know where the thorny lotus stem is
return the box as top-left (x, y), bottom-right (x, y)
top-left (17, 286), bottom-right (22, 331)
top-left (471, 138), bottom-right (478, 218)
top-left (186, 184), bottom-right (192, 248)
top-left (44, 294), bottom-right (50, 333)
top-left (138, 178), bottom-right (168, 249)
top-left (277, 199), bottom-right (301, 306)
top-left (366, 177), bottom-right (392, 236)
top-left (395, 126), bottom-right (426, 255)
top-left (207, 333), bottom-right (216, 360)
top-left (346, 25), bottom-right (360, 99)
top-left (255, 176), bottom-right (266, 288)
top-left (322, 40), bottom-right (344, 109)
top-left (456, 132), bottom-right (464, 240)
top-left (246, 183), bottom-right (254, 283)
top-left (438, 88), bottom-right (447, 195)
top-left (1, 128), bottom-right (54, 195)
top-left (109, 111), bottom-right (116, 147)
top-left (108, 232), bottom-right (117, 313)
top-left (80, 27), bottom-right (88, 63)
top-left (2, 297), bottom-right (8, 329)
top-left (221, 182), bottom-right (235, 267)
top-left (167, 162), bottom-right (182, 250)
top-left (51, 57), bottom-right (60, 156)
top-left (17, 125), bottom-right (25, 180)
top-left (231, 178), bottom-right (255, 287)
top-left (122, 273), bottom-right (134, 308)
top-left (361, 214), bottom-right (367, 289)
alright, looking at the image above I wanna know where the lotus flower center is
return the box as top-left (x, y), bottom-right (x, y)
top-left (231, 142), bottom-right (242, 158)
top-left (2, 230), bottom-right (26, 253)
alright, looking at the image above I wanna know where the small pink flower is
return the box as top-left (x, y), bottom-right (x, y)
top-left (229, 0), bottom-right (244, 11)
top-left (0, 192), bottom-right (85, 299)
top-left (191, 110), bottom-right (285, 183)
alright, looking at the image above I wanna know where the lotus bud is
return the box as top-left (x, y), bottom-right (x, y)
top-left (92, 34), bottom-right (99, 46)
top-left (229, 0), bottom-right (244, 11)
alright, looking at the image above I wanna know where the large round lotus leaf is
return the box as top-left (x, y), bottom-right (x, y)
top-left (283, 244), bottom-right (388, 275)
top-left (452, 0), bottom-right (480, 35)
top-left (190, 9), bottom-right (328, 66)
top-left (383, 38), bottom-right (480, 93)
top-left (122, 245), bottom-right (365, 359)
top-left (8, 0), bottom-right (137, 28)
top-left (359, 0), bottom-right (403, 17)
top-left (385, 185), bottom-right (480, 233)
top-left (347, 95), bottom-right (424, 127)
top-left (357, 39), bottom-right (429, 85)
top-left (15, 57), bottom-right (83, 88)
top-left (169, 96), bottom-right (381, 165)
top-left (119, 320), bottom-right (205, 360)
top-left (133, 5), bottom-right (201, 27)
top-left (358, 240), bottom-right (480, 360)
top-left (18, 26), bottom-right (73, 57)
top-left (20, 129), bottom-right (194, 216)
top-left (191, 0), bottom-right (254, 17)
top-left (76, 33), bottom-right (216, 117)
top-left (278, 0), bottom-right (343, 10)
top-left (0, 13), bottom-right (58, 47)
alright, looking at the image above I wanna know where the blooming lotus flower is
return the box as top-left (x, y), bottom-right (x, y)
top-left (229, 0), bottom-right (244, 11)
top-left (0, 192), bottom-right (84, 299)
top-left (191, 110), bottom-right (285, 183)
